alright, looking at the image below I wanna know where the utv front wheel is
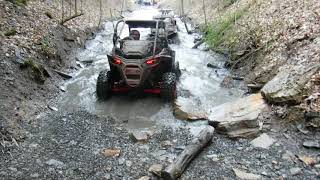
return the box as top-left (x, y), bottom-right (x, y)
top-left (96, 70), bottom-right (112, 100)
top-left (160, 72), bottom-right (177, 102)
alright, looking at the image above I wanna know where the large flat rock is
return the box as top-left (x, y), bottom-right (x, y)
top-left (262, 64), bottom-right (320, 104)
top-left (208, 94), bottom-right (268, 138)
top-left (173, 97), bottom-right (208, 121)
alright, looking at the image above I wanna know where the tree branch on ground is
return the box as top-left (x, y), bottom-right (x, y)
top-left (59, 13), bottom-right (84, 25)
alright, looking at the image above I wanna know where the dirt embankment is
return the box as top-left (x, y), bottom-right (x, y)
top-left (160, 0), bottom-right (320, 123)
top-left (0, 0), bottom-right (131, 141)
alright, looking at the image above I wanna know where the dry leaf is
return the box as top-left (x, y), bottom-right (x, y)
top-left (298, 155), bottom-right (317, 166)
top-left (101, 148), bottom-right (121, 157)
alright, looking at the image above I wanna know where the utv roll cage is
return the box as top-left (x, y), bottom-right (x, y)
top-left (113, 19), bottom-right (167, 57)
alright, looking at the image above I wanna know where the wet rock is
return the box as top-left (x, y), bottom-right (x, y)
top-left (262, 64), bottom-right (320, 104)
top-left (138, 176), bottom-right (150, 180)
top-left (227, 128), bottom-right (261, 139)
top-left (126, 160), bottom-right (132, 167)
top-left (59, 86), bottom-right (66, 92)
top-left (104, 173), bottom-right (111, 179)
top-left (45, 159), bottom-right (65, 168)
top-left (48, 106), bottom-right (58, 111)
top-left (261, 171), bottom-right (269, 177)
top-left (207, 154), bottom-right (219, 162)
top-left (290, 167), bottom-right (302, 176)
top-left (282, 151), bottom-right (296, 162)
top-left (303, 141), bottom-right (320, 149)
top-left (247, 83), bottom-right (263, 92)
top-left (101, 148), bottom-right (121, 157)
top-left (129, 131), bottom-right (149, 142)
top-left (76, 61), bottom-right (85, 68)
top-left (297, 124), bottom-right (309, 134)
top-left (173, 102), bottom-right (208, 121)
top-left (161, 140), bottom-right (173, 149)
top-left (250, 133), bottom-right (275, 149)
top-left (221, 76), bottom-right (236, 88)
top-left (207, 63), bottom-right (221, 69)
top-left (8, 167), bottom-right (17, 172)
top-left (233, 168), bottom-right (262, 180)
top-left (208, 94), bottom-right (268, 138)
top-left (306, 117), bottom-right (320, 128)
top-left (118, 158), bottom-right (125, 165)
top-left (30, 173), bottom-right (40, 178)
top-left (148, 164), bottom-right (163, 177)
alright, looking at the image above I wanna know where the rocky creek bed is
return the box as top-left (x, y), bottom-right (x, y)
top-left (1, 109), bottom-right (320, 179)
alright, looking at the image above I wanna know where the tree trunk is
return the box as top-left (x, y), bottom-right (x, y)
top-left (61, 0), bottom-right (64, 20)
top-left (69, 0), bottom-right (72, 16)
top-left (192, 39), bottom-right (205, 49)
top-left (74, 0), bottom-right (77, 15)
top-left (60, 13), bottom-right (84, 25)
top-left (180, 0), bottom-right (184, 16)
top-left (162, 126), bottom-right (215, 180)
top-left (98, 0), bottom-right (102, 27)
top-left (202, 0), bottom-right (207, 26)
top-left (121, 0), bottom-right (125, 15)
top-left (80, 0), bottom-right (83, 13)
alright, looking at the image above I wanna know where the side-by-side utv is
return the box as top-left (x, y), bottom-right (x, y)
top-left (153, 9), bottom-right (177, 39)
top-left (96, 19), bottom-right (180, 101)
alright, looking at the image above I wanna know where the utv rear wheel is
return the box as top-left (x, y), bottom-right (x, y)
top-left (175, 61), bottom-right (181, 79)
top-left (96, 70), bottom-right (112, 100)
top-left (160, 72), bottom-right (177, 102)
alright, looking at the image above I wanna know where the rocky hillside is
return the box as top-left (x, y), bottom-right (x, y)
top-left (160, 0), bottom-right (320, 123)
top-left (0, 0), bottom-right (131, 140)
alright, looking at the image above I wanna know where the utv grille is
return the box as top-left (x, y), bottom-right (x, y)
top-left (124, 65), bottom-right (141, 87)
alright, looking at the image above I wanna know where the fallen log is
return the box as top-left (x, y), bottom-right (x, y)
top-left (59, 13), bottom-right (84, 25)
top-left (162, 126), bottom-right (214, 180)
top-left (247, 83), bottom-right (263, 92)
top-left (53, 69), bottom-right (73, 79)
top-left (192, 39), bottom-right (205, 49)
top-left (232, 76), bottom-right (244, 81)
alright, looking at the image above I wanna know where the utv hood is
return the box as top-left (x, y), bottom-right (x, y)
top-left (121, 40), bottom-right (153, 58)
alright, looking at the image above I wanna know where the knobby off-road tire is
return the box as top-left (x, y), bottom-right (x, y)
top-left (175, 61), bottom-right (181, 79)
top-left (96, 70), bottom-right (112, 100)
top-left (160, 72), bottom-right (177, 102)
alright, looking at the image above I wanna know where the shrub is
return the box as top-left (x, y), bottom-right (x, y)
top-left (45, 12), bottom-right (53, 19)
top-left (4, 28), bottom-right (17, 36)
top-left (205, 9), bottom-right (245, 50)
top-left (41, 36), bottom-right (56, 57)
top-left (6, 0), bottom-right (28, 6)
top-left (22, 58), bottom-right (48, 84)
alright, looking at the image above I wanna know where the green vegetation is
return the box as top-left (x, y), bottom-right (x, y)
top-left (45, 12), bottom-right (53, 19)
top-left (41, 36), bottom-right (56, 57)
top-left (204, 9), bottom-right (246, 51)
top-left (4, 28), bottom-right (17, 36)
top-left (6, 0), bottom-right (28, 6)
top-left (223, 0), bottom-right (238, 8)
top-left (22, 58), bottom-right (48, 84)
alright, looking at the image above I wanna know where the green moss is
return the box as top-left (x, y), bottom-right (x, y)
top-left (4, 28), bottom-right (17, 36)
top-left (6, 0), bottom-right (28, 5)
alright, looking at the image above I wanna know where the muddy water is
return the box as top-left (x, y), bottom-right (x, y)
top-left (59, 7), bottom-right (243, 135)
